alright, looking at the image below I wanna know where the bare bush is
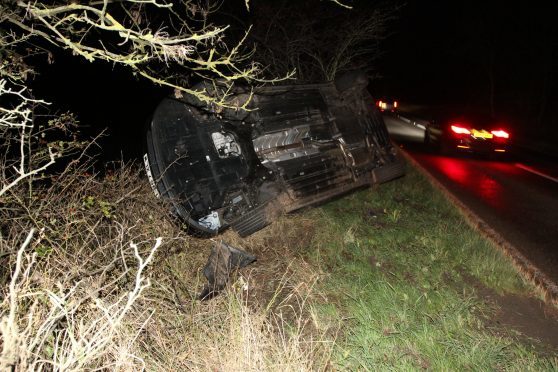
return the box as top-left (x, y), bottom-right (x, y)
top-left (0, 229), bottom-right (161, 370)
top-left (0, 145), bottom-right (175, 368)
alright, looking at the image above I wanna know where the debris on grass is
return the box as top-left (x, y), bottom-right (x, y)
top-left (199, 241), bottom-right (257, 300)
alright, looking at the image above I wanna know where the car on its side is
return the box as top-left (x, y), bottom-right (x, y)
top-left (425, 114), bottom-right (511, 155)
top-left (144, 71), bottom-right (405, 237)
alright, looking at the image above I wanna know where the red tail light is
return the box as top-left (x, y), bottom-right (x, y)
top-left (393, 101), bottom-right (398, 108)
top-left (491, 129), bottom-right (510, 139)
top-left (451, 125), bottom-right (471, 135)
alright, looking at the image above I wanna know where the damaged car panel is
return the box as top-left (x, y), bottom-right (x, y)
top-left (144, 72), bottom-right (405, 237)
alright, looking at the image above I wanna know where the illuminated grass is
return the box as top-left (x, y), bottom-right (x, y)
top-left (305, 166), bottom-right (557, 370)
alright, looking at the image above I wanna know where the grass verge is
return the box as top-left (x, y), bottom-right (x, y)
top-left (2, 161), bottom-right (557, 370)
top-left (303, 165), bottom-right (558, 370)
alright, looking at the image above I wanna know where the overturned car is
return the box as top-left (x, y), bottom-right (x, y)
top-left (143, 72), bottom-right (405, 237)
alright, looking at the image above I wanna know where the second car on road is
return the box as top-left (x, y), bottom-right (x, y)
top-left (425, 114), bottom-right (511, 155)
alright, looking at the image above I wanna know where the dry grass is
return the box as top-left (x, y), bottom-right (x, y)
top-left (142, 266), bottom-right (335, 371)
top-left (0, 161), bottom-right (335, 371)
top-left (140, 208), bottom-right (336, 371)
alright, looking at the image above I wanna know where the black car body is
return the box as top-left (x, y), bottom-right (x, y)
top-left (143, 72), bottom-right (405, 237)
top-left (425, 115), bottom-right (511, 155)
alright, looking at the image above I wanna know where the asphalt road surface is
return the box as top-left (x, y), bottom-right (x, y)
top-left (386, 116), bottom-right (558, 286)
top-left (383, 114), bottom-right (428, 143)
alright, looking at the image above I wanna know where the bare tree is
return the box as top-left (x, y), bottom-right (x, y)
top-left (0, 0), bottom-right (272, 109)
top-left (250, 1), bottom-right (397, 82)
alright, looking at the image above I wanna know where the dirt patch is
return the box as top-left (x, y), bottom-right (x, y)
top-left (460, 270), bottom-right (558, 352)
top-left (487, 293), bottom-right (558, 351)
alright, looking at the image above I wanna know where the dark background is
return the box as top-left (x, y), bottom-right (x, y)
top-left (374, 0), bottom-right (558, 142)
top-left (31, 54), bottom-right (167, 163)
top-left (29, 0), bottom-right (558, 161)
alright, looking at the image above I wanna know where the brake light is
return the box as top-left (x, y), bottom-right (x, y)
top-left (451, 125), bottom-right (471, 135)
top-left (491, 130), bottom-right (509, 139)
top-left (393, 101), bottom-right (398, 108)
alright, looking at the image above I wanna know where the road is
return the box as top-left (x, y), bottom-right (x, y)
top-left (383, 114), bottom-right (428, 143)
top-left (385, 115), bottom-right (558, 286)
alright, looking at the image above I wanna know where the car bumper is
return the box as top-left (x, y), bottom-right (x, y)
top-left (451, 138), bottom-right (508, 153)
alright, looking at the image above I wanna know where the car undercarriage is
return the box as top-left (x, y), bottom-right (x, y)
top-left (144, 72), bottom-right (405, 237)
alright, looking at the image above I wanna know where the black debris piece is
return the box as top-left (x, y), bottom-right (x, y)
top-left (198, 241), bottom-right (257, 300)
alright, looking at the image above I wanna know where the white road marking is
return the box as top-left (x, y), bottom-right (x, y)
top-left (515, 163), bottom-right (558, 184)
